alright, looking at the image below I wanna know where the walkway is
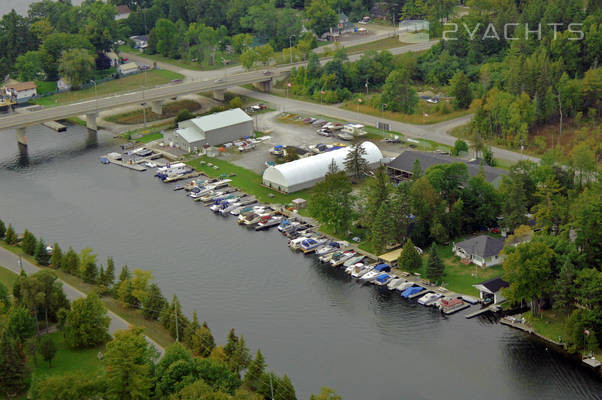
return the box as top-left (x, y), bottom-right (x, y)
top-left (0, 246), bottom-right (164, 356)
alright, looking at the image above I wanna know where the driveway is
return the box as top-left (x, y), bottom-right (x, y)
top-left (0, 247), bottom-right (164, 356)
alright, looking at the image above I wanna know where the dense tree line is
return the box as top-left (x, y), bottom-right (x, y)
top-left (0, 219), bottom-right (340, 399)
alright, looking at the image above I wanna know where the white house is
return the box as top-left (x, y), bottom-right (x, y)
top-left (130, 35), bottom-right (149, 50)
top-left (473, 277), bottom-right (509, 304)
top-left (3, 82), bottom-right (37, 103)
top-left (453, 235), bottom-right (505, 268)
top-left (118, 62), bottom-right (140, 76)
top-left (115, 5), bottom-right (131, 20)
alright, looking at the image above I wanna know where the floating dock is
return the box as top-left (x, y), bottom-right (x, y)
top-left (107, 157), bottom-right (146, 171)
top-left (43, 121), bottom-right (67, 132)
top-left (465, 304), bottom-right (501, 319)
top-left (164, 171), bottom-right (202, 183)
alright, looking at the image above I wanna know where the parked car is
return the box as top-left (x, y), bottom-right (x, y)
top-left (337, 131), bottom-right (354, 141)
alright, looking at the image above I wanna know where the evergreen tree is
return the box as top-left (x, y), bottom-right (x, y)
top-left (0, 331), bottom-right (29, 398)
top-left (6, 305), bottom-right (36, 343)
top-left (371, 202), bottom-right (393, 255)
top-left (103, 257), bottom-right (116, 288)
top-left (397, 239), bottom-right (422, 273)
top-left (160, 295), bottom-right (187, 340)
top-left (4, 224), bottom-right (17, 245)
top-left (425, 244), bottom-right (445, 283)
top-left (224, 328), bottom-right (239, 361)
top-left (0, 218), bottom-right (5, 239)
top-left (61, 247), bottom-right (79, 274)
top-left (449, 70), bottom-right (473, 109)
top-left (118, 265), bottom-right (131, 283)
top-left (191, 321), bottom-right (216, 358)
top-left (229, 335), bottom-right (251, 374)
top-left (49, 243), bottom-right (63, 269)
top-left (243, 349), bottom-right (266, 391)
top-left (362, 166), bottom-right (390, 226)
top-left (184, 311), bottom-right (201, 348)
top-left (82, 261), bottom-right (98, 284)
top-left (553, 260), bottom-right (576, 313)
top-left (343, 143), bottom-right (370, 180)
top-left (142, 283), bottom-right (167, 320)
top-left (21, 229), bottom-right (37, 255)
top-left (39, 335), bottom-right (57, 368)
top-left (34, 238), bottom-right (50, 266)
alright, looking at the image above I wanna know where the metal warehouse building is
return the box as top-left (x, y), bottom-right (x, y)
top-left (169, 108), bottom-right (253, 151)
top-left (262, 141), bottom-right (383, 193)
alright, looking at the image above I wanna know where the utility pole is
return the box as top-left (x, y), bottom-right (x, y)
top-left (174, 311), bottom-right (179, 342)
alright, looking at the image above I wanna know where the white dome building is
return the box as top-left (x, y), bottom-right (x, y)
top-left (262, 141), bottom-right (383, 193)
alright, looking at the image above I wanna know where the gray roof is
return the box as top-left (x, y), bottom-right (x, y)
top-left (387, 150), bottom-right (507, 186)
top-left (455, 235), bottom-right (505, 259)
top-left (189, 108), bottom-right (252, 133)
top-left (177, 126), bottom-right (205, 143)
top-left (477, 277), bottom-right (509, 293)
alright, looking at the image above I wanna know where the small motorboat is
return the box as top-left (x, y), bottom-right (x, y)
top-left (300, 238), bottom-right (328, 253)
top-left (373, 273), bottom-right (392, 286)
top-left (401, 286), bottom-right (424, 298)
top-left (289, 236), bottom-right (309, 250)
top-left (342, 255), bottom-right (364, 268)
top-left (351, 263), bottom-right (375, 278)
top-left (330, 250), bottom-right (356, 266)
top-left (345, 262), bottom-right (363, 274)
top-left (396, 281), bottom-right (415, 292)
top-left (418, 292), bottom-right (443, 306)
top-left (387, 278), bottom-right (405, 290)
top-left (359, 263), bottom-right (391, 281)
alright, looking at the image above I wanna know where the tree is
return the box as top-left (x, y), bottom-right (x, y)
top-left (105, 327), bottom-right (157, 400)
top-left (449, 70), bottom-right (473, 109)
top-left (381, 67), bottom-right (418, 114)
top-left (228, 335), bottom-right (251, 374)
top-left (49, 243), bottom-right (63, 269)
top-left (398, 239), bottom-right (422, 273)
top-left (503, 240), bottom-right (556, 317)
top-left (142, 283), bottom-right (167, 320)
top-left (371, 202), bottom-right (394, 255)
top-left (0, 331), bottom-right (29, 398)
top-left (79, 247), bottom-right (98, 283)
top-left (21, 229), bottom-right (37, 256)
top-left (255, 44), bottom-right (274, 66)
top-left (232, 33), bottom-right (253, 54)
top-left (309, 171), bottom-right (353, 235)
top-left (311, 387), bottom-right (342, 400)
top-left (64, 293), bottom-right (110, 349)
top-left (100, 256), bottom-right (115, 288)
top-left (229, 96), bottom-right (243, 109)
top-left (61, 247), bottom-right (79, 274)
top-left (28, 372), bottom-right (107, 400)
top-left (4, 224), bottom-right (17, 245)
top-left (344, 143), bottom-right (370, 180)
top-left (553, 260), bottom-right (576, 314)
top-left (35, 238), bottom-right (51, 266)
top-left (15, 51), bottom-right (44, 81)
top-left (0, 218), bottom-right (5, 239)
top-left (175, 109), bottom-right (194, 123)
top-left (572, 186), bottom-right (601, 267)
top-left (305, 0), bottom-right (337, 36)
top-left (190, 321), bottom-right (215, 358)
top-left (58, 48), bottom-right (95, 89)
top-left (0, 282), bottom-right (8, 311)
top-left (39, 335), bottom-right (57, 368)
top-left (282, 147), bottom-right (299, 163)
top-left (574, 268), bottom-right (602, 313)
top-left (240, 48), bottom-right (257, 69)
top-left (425, 244), bottom-right (444, 283)
top-left (411, 159), bottom-right (422, 180)
top-left (243, 349), bottom-right (266, 391)
top-left (160, 295), bottom-right (188, 341)
top-left (6, 306), bottom-right (36, 343)
top-left (452, 139), bottom-right (469, 156)
top-left (257, 372), bottom-right (297, 400)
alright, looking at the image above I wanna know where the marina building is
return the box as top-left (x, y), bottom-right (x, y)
top-left (168, 108), bottom-right (253, 151)
top-left (262, 141), bottom-right (383, 193)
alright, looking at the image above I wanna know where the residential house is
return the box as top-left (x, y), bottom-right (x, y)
top-left (115, 5), bottom-right (131, 20)
top-left (453, 235), bottom-right (506, 268)
top-left (3, 81), bottom-right (37, 103)
top-left (118, 62), bottom-right (140, 76)
top-left (130, 35), bottom-right (149, 50)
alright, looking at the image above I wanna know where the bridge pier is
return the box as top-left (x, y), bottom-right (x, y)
top-left (253, 80), bottom-right (272, 93)
top-left (86, 112), bottom-right (98, 131)
top-left (16, 127), bottom-right (28, 147)
top-left (212, 89), bottom-right (225, 101)
top-left (151, 100), bottom-right (163, 115)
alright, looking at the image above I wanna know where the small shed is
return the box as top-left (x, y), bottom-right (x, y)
top-left (379, 248), bottom-right (403, 265)
top-left (118, 62), bottom-right (139, 76)
top-left (292, 198), bottom-right (307, 210)
top-left (473, 277), bottom-right (509, 304)
top-left (130, 35), bottom-right (149, 49)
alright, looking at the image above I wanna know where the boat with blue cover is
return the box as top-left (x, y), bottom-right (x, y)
top-left (401, 286), bottom-right (424, 298)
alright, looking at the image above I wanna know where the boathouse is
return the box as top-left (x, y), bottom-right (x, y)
top-left (263, 142), bottom-right (383, 193)
top-left (170, 108), bottom-right (253, 150)
top-left (473, 277), bottom-right (509, 304)
top-left (453, 235), bottom-right (505, 268)
top-left (386, 151), bottom-right (507, 187)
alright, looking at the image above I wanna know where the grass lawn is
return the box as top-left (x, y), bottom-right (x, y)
top-left (119, 45), bottom-right (240, 71)
top-left (0, 265), bottom-right (18, 290)
top-left (136, 132), bottom-right (164, 143)
top-left (33, 69), bottom-right (184, 107)
top-left (186, 156), bottom-right (312, 205)
top-left (34, 80), bottom-right (57, 95)
top-left (105, 99), bottom-right (202, 125)
top-left (0, 240), bottom-right (175, 349)
top-left (30, 331), bottom-right (105, 381)
top-left (523, 310), bottom-right (568, 344)
top-left (341, 98), bottom-right (476, 125)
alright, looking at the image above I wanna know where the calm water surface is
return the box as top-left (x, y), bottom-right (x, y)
top-left (0, 125), bottom-right (601, 400)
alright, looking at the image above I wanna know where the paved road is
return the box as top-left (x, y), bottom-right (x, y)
top-left (231, 87), bottom-right (539, 163)
top-left (0, 247), bottom-right (164, 356)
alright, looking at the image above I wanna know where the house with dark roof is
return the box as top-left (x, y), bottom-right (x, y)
top-left (386, 150), bottom-right (507, 187)
top-left (453, 235), bottom-right (506, 267)
top-left (473, 277), bottom-right (509, 304)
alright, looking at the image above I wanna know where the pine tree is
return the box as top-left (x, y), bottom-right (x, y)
top-left (4, 224), bottom-right (17, 245)
top-left (103, 257), bottom-right (115, 288)
top-left (0, 331), bottom-right (29, 397)
top-left (280, 374), bottom-right (297, 400)
top-left (49, 243), bottom-right (63, 269)
top-left (184, 311), bottom-right (201, 348)
top-left (229, 335), bottom-right (251, 374)
top-left (450, 70), bottom-right (473, 109)
top-left (397, 239), bottom-right (422, 273)
top-left (371, 203), bottom-right (393, 255)
top-left (39, 335), bottom-right (57, 368)
top-left (61, 247), bottom-right (79, 274)
top-left (243, 349), bottom-right (266, 391)
top-left (0, 219), bottom-right (5, 239)
top-left (343, 143), bottom-right (370, 180)
top-left (194, 321), bottom-right (216, 357)
top-left (82, 261), bottom-right (98, 284)
top-left (224, 328), bottom-right (239, 360)
top-left (21, 229), bottom-right (37, 255)
top-left (34, 239), bottom-right (50, 266)
top-left (142, 283), bottom-right (167, 320)
top-left (118, 265), bottom-right (131, 283)
top-left (553, 260), bottom-right (576, 313)
top-left (425, 244), bottom-right (445, 284)
top-left (327, 158), bottom-right (339, 174)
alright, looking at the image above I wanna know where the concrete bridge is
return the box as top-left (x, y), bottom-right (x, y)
top-left (0, 70), bottom-right (276, 146)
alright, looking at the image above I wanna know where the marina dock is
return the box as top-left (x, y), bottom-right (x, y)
top-left (164, 171), bottom-right (202, 183)
top-left (465, 304), bottom-right (501, 319)
top-left (106, 156), bottom-right (146, 171)
top-left (409, 287), bottom-right (432, 299)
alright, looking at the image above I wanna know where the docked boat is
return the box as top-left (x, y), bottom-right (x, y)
top-left (351, 263), bottom-right (375, 278)
top-left (387, 278), bottom-right (405, 290)
top-left (401, 286), bottom-right (424, 298)
top-left (418, 292), bottom-right (444, 306)
top-left (221, 197), bottom-right (256, 215)
top-left (289, 236), bottom-right (310, 250)
top-left (244, 212), bottom-right (271, 226)
top-left (255, 215), bottom-right (283, 230)
top-left (373, 273), bottom-right (392, 286)
top-left (277, 219), bottom-right (293, 232)
top-left (300, 238), bottom-right (328, 253)
top-left (461, 295), bottom-right (480, 305)
top-left (232, 204), bottom-right (260, 216)
top-left (315, 241), bottom-right (349, 256)
top-left (344, 262), bottom-right (363, 274)
top-left (439, 298), bottom-right (470, 314)
top-left (359, 263), bottom-right (391, 281)
top-left (396, 281), bottom-right (415, 292)
top-left (330, 251), bottom-right (356, 267)
top-left (342, 255), bottom-right (364, 268)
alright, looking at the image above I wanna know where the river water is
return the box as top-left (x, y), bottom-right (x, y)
top-left (0, 124), bottom-right (601, 399)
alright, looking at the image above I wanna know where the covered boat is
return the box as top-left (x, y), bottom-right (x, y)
top-left (401, 286), bottom-right (424, 298)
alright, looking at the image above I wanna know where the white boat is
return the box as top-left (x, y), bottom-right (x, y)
top-left (345, 262), bottom-right (363, 274)
top-left (330, 251), bottom-right (356, 267)
top-left (387, 278), bottom-right (405, 290)
top-left (342, 255), bottom-right (364, 268)
top-left (315, 241), bottom-right (349, 256)
top-left (418, 292), bottom-right (444, 306)
top-left (288, 236), bottom-right (309, 250)
top-left (351, 263), bottom-right (375, 278)
top-left (396, 281), bottom-right (415, 291)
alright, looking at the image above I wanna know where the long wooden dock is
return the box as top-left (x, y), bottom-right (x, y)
top-left (108, 158), bottom-right (146, 171)
top-left (465, 304), bottom-right (501, 319)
